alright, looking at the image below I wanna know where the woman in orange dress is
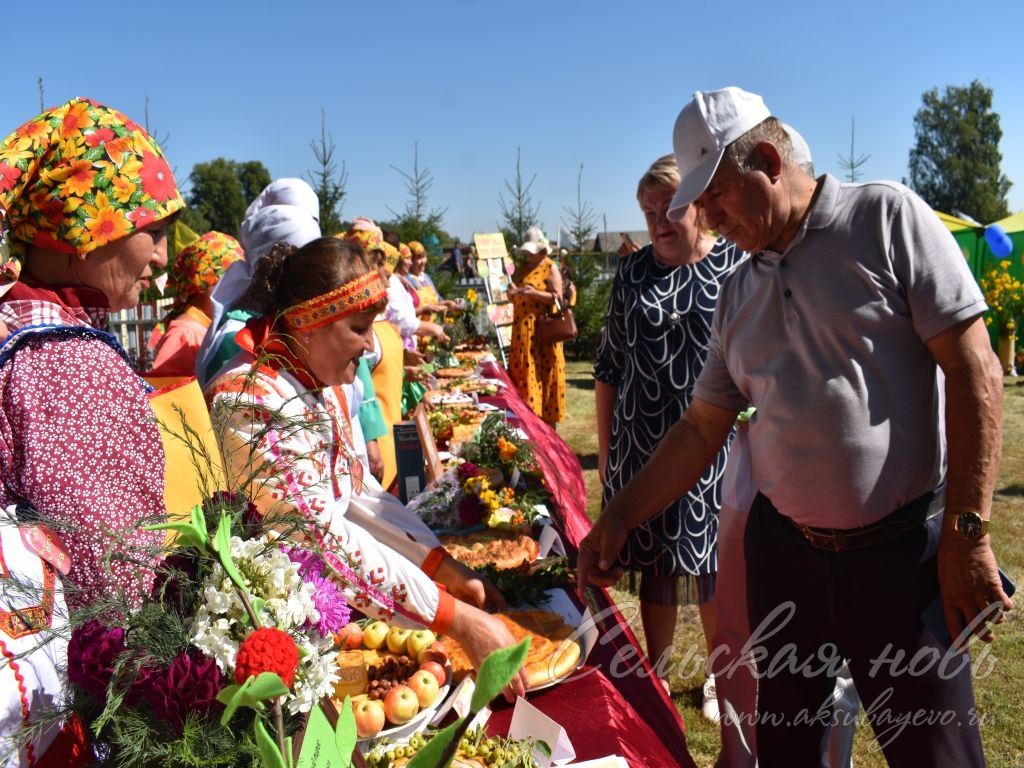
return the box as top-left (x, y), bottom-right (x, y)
top-left (507, 228), bottom-right (565, 425)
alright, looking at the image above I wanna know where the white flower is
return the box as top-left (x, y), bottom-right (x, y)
top-left (287, 642), bottom-right (340, 715)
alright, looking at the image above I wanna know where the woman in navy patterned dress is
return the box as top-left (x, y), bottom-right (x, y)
top-left (594, 155), bottom-right (746, 701)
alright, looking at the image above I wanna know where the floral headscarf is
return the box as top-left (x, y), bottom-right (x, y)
top-left (154, 231), bottom-right (243, 336)
top-left (337, 217), bottom-right (384, 254)
top-left (0, 97), bottom-right (185, 293)
top-left (169, 231), bottom-right (244, 307)
top-left (407, 240), bottom-right (426, 258)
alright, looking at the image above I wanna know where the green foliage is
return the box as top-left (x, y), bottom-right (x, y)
top-left (185, 158), bottom-right (273, 237)
top-left (562, 252), bottom-right (611, 361)
top-left (561, 163), bottom-right (598, 253)
top-left (907, 80), bottom-right (1012, 222)
top-left (387, 143), bottom-right (448, 243)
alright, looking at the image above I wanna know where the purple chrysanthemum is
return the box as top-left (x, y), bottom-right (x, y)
top-left (285, 546), bottom-right (326, 578)
top-left (67, 620), bottom-right (126, 701)
top-left (306, 573), bottom-right (351, 636)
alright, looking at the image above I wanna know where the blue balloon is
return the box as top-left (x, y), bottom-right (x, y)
top-left (985, 225), bottom-right (1014, 258)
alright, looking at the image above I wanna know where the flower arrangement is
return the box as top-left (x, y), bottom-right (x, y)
top-left (980, 259), bottom-right (1024, 336)
top-left (459, 413), bottom-right (540, 476)
top-left (59, 493), bottom-right (360, 767)
top-left (406, 461), bottom-right (548, 533)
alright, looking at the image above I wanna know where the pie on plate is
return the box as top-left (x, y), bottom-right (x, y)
top-left (441, 609), bottom-right (581, 689)
top-left (440, 530), bottom-right (540, 570)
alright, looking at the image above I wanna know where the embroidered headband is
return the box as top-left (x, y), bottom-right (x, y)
top-left (283, 269), bottom-right (388, 332)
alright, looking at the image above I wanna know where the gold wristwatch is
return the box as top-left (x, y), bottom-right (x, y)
top-left (945, 511), bottom-right (989, 541)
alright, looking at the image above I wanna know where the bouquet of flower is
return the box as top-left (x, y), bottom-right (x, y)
top-left (406, 461), bottom-right (547, 534)
top-left (459, 414), bottom-right (540, 477)
top-left (61, 493), bottom-right (359, 767)
top-left (980, 259), bottom-right (1024, 336)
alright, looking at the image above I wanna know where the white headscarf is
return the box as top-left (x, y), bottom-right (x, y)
top-left (194, 178), bottom-right (321, 383)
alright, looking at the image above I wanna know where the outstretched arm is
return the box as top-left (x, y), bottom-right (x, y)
top-left (577, 396), bottom-right (738, 597)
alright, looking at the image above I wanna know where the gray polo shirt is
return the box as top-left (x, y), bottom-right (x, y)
top-left (694, 174), bottom-right (986, 529)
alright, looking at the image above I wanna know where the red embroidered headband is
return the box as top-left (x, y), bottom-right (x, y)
top-left (283, 270), bottom-right (388, 332)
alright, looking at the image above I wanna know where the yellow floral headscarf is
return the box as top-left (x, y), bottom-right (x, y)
top-left (0, 97), bottom-right (185, 292)
top-left (407, 240), bottom-right (426, 258)
top-left (337, 217), bottom-right (384, 254)
top-left (379, 241), bottom-right (400, 274)
top-left (169, 231), bottom-right (244, 307)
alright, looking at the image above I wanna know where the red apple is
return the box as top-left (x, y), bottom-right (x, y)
top-left (417, 640), bottom-right (449, 667)
top-left (362, 620), bottom-right (389, 650)
top-left (336, 622), bottom-right (363, 650)
top-left (406, 670), bottom-right (441, 708)
top-left (382, 684), bottom-right (420, 725)
top-left (418, 660), bottom-right (447, 687)
top-left (351, 698), bottom-right (386, 739)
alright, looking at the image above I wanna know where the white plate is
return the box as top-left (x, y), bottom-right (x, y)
top-left (515, 588), bottom-right (598, 694)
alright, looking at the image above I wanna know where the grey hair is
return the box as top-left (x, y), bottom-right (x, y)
top-left (723, 117), bottom-right (793, 173)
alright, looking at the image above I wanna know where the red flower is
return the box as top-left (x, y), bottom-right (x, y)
top-left (234, 627), bottom-right (299, 688)
top-left (458, 494), bottom-right (485, 526)
top-left (138, 151), bottom-right (177, 202)
top-left (127, 206), bottom-right (157, 227)
top-left (456, 461), bottom-right (481, 481)
top-left (84, 127), bottom-right (116, 148)
top-left (0, 161), bottom-right (22, 193)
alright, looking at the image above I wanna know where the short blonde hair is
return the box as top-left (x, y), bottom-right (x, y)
top-left (636, 154), bottom-right (708, 235)
top-left (636, 154), bottom-right (681, 202)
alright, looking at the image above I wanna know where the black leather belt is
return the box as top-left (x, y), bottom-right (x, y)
top-left (790, 489), bottom-right (944, 553)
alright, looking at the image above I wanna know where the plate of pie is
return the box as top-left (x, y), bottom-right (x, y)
top-left (439, 590), bottom-right (598, 692)
top-left (439, 529), bottom-right (540, 571)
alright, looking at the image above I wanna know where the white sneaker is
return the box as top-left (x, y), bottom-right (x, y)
top-left (702, 674), bottom-right (720, 723)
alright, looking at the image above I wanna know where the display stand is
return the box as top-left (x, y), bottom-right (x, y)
top-left (473, 233), bottom-right (516, 366)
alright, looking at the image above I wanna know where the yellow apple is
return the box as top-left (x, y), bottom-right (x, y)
top-left (362, 620), bottom-right (389, 650)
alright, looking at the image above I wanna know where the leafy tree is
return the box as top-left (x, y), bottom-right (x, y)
top-left (306, 109), bottom-right (348, 236)
top-left (388, 143), bottom-right (447, 242)
top-left (837, 117), bottom-right (869, 182)
top-left (498, 146), bottom-right (540, 247)
top-left (907, 80), bottom-right (1011, 222)
top-left (561, 163), bottom-right (597, 253)
top-left (183, 158), bottom-right (272, 237)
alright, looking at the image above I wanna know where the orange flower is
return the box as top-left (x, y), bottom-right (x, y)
top-left (17, 118), bottom-right (48, 148)
top-left (62, 160), bottom-right (96, 198)
top-left (497, 436), bottom-right (518, 462)
top-left (60, 101), bottom-right (94, 138)
top-left (83, 198), bottom-right (131, 247)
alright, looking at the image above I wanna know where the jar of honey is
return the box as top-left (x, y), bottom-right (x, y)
top-left (333, 650), bottom-right (368, 699)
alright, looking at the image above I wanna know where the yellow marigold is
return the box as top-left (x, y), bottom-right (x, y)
top-left (479, 490), bottom-right (500, 511)
top-left (464, 476), bottom-right (489, 495)
top-left (466, 288), bottom-right (478, 303)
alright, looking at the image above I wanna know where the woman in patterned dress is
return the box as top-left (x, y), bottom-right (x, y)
top-left (0, 98), bottom-right (186, 612)
top-left (208, 237), bottom-right (527, 699)
top-left (508, 228), bottom-right (566, 425)
top-left (594, 155), bottom-right (746, 704)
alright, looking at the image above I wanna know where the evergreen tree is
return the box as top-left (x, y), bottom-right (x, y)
top-left (388, 143), bottom-right (447, 243)
top-left (907, 81), bottom-right (1011, 222)
top-left (561, 163), bottom-right (597, 253)
top-left (498, 146), bottom-right (540, 247)
top-left (306, 109), bottom-right (348, 236)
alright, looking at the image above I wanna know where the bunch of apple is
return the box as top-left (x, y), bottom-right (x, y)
top-left (335, 620), bottom-right (451, 739)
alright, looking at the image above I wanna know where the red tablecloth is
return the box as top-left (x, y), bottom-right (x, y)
top-left (486, 666), bottom-right (682, 766)
top-left (481, 362), bottom-right (696, 768)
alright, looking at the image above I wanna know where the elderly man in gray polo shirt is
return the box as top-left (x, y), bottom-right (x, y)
top-left (578, 87), bottom-right (1012, 767)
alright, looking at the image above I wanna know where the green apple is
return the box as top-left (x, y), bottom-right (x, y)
top-left (405, 629), bottom-right (437, 659)
top-left (386, 626), bottom-right (412, 654)
top-left (362, 620), bottom-right (389, 650)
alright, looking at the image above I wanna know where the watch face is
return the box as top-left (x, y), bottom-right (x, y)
top-left (957, 513), bottom-right (984, 539)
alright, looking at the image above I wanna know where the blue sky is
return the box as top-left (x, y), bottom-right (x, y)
top-left (5, 0), bottom-right (1023, 242)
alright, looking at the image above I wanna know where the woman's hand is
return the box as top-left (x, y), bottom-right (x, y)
top-left (403, 348), bottom-right (426, 367)
top-left (365, 440), bottom-right (385, 481)
top-left (448, 601), bottom-right (528, 702)
top-left (433, 555), bottom-right (507, 612)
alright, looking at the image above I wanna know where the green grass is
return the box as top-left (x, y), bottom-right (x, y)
top-left (561, 361), bottom-right (1024, 768)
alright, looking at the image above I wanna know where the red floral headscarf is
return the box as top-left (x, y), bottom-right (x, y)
top-left (0, 97), bottom-right (185, 293)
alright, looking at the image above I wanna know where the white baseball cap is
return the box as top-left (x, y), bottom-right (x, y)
top-left (667, 87), bottom-right (771, 222)
top-left (782, 122), bottom-right (813, 174)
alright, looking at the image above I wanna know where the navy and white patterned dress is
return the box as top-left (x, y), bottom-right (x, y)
top-left (594, 240), bottom-right (747, 585)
